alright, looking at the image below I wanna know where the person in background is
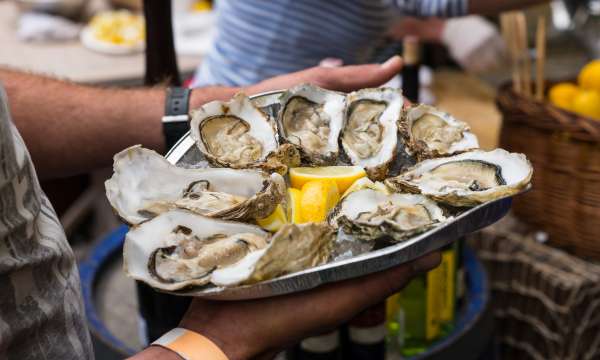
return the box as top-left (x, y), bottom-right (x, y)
top-left (0, 58), bottom-right (442, 360)
top-left (192, 0), bottom-right (547, 87)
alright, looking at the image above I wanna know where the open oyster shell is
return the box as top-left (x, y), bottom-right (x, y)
top-left (105, 145), bottom-right (285, 225)
top-left (124, 209), bottom-right (335, 290)
top-left (385, 149), bottom-right (532, 206)
top-left (123, 209), bottom-right (271, 291)
top-left (190, 93), bottom-right (279, 168)
top-left (277, 84), bottom-right (346, 165)
top-left (211, 222), bottom-right (335, 286)
top-left (400, 105), bottom-right (479, 161)
top-left (341, 88), bottom-right (403, 180)
top-left (329, 189), bottom-right (446, 242)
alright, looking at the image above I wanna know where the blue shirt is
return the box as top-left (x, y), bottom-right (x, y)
top-left (192, 0), bottom-right (468, 87)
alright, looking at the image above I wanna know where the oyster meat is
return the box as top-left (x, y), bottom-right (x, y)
top-left (386, 149), bottom-right (532, 206)
top-left (329, 189), bottom-right (446, 242)
top-left (341, 88), bottom-right (403, 180)
top-left (277, 84), bottom-right (346, 165)
top-left (105, 146), bottom-right (285, 224)
top-left (190, 93), bottom-right (279, 168)
top-left (124, 209), bottom-right (270, 291)
top-left (400, 105), bottom-right (479, 160)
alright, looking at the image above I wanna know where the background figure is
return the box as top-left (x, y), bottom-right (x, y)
top-left (191, 0), bottom-right (506, 88)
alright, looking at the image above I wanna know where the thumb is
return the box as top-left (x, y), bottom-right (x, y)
top-left (321, 55), bottom-right (403, 92)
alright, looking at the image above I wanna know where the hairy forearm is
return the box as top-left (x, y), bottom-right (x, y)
top-left (2, 69), bottom-right (165, 178)
top-left (1, 69), bottom-right (238, 179)
top-left (469, 0), bottom-right (548, 15)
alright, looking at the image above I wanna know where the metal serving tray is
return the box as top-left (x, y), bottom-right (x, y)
top-left (164, 91), bottom-right (513, 300)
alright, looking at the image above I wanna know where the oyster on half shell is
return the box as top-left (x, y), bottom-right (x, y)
top-left (329, 189), bottom-right (446, 242)
top-left (124, 209), bottom-right (271, 291)
top-left (277, 84), bottom-right (346, 165)
top-left (105, 146), bottom-right (285, 225)
top-left (341, 88), bottom-right (403, 180)
top-left (123, 209), bottom-right (335, 290)
top-left (190, 93), bottom-right (279, 168)
top-left (385, 149), bottom-right (532, 206)
top-left (400, 105), bottom-right (479, 160)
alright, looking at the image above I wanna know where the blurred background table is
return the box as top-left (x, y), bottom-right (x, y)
top-left (0, 1), bottom-right (199, 85)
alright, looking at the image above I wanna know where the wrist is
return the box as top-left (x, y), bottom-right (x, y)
top-left (179, 316), bottom-right (251, 360)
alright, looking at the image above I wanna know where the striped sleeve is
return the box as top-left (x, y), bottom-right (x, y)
top-left (395, 0), bottom-right (468, 17)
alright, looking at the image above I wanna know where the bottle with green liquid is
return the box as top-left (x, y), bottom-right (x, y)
top-left (386, 242), bottom-right (458, 356)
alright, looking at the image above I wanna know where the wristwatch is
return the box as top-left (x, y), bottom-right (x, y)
top-left (162, 87), bottom-right (192, 152)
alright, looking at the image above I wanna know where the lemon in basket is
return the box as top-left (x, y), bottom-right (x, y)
top-left (290, 166), bottom-right (366, 193)
top-left (572, 90), bottom-right (600, 121)
top-left (578, 60), bottom-right (600, 93)
top-left (548, 83), bottom-right (579, 111)
top-left (299, 180), bottom-right (340, 223)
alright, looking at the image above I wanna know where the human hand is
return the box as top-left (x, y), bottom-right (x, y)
top-left (179, 251), bottom-right (440, 360)
top-left (189, 56), bottom-right (404, 109)
top-left (247, 55), bottom-right (403, 94)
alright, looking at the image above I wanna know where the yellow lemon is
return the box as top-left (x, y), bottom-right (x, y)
top-left (287, 188), bottom-right (303, 224)
top-left (578, 60), bottom-right (600, 93)
top-left (290, 166), bottom-right (366, 193)
top-left (256, 204), bottom-right (287, 232)
top-left (572, 90), bottom-right (600, 120)
top-left (299, 180), bottom-right (340, 223)
top-left (548, 83), bottom-right (580, 111)
top-left (341, 177), bottom-right (390, 198)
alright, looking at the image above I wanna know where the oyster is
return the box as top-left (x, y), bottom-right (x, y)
top-left (105, 146), bottom-right (285, 224)
top-left (211, 222), bottom-right (335, 286)
top-left (277, 84), bottom-right (346, 165)
top-left (385, 149), bottom-right (533, 206)
top-left (400, 105), bottom-right (479, 160)
top-left (329, 189), bottom-right (446, 242)
top-left (190, 93), bottom-right (279, 168)
top-left (341, 88), bottom-right (403, 180)
top-left (123, 209), bottom-right (270, 291)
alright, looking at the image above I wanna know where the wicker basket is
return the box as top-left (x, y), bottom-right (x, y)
top-left (496, 83), bottom-right (600, 260)
top-left (468, 217), bottom-right (600, 360)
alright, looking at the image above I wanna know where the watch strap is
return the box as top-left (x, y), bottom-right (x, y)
top-left (152, 328), bottom-right (229, 360)
top-left (163, 87), bottom-right (192, 151)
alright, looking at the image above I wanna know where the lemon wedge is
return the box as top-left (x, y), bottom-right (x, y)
top-left (287, 188), bottom-right (303, 224)
top-left (256, 204), bottom-right (287, 232)
top-left (290, 166), bottom-right (366, 193)
top-left (300, 180), bottom-right (340, 223)
top-left (341, 177), bottom-right (390, 198)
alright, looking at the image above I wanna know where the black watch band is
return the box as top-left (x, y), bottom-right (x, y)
top-left (162, 87), bottom-right (192, 152)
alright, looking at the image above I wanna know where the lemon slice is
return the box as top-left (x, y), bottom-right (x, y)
top-left (341, 177), bottom-right (390, 198)
top-left (300, 180), bottom-right (340, 223)
top-left (287, 188), bottom-right (303, 224)
top-left (256, 204), bottom-right (287, 232)
top-left (290, 166), bottom-right (366, 193)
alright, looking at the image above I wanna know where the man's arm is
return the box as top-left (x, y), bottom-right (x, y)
top-left (1, 56), bottom-right (402, 179)
top-left (1, 69), bottom-right (239, 179)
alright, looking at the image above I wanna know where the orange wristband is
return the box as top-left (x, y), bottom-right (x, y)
top-left (152, 328), bottom-right (229, 360)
